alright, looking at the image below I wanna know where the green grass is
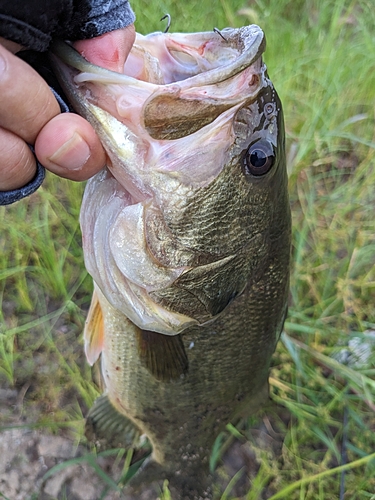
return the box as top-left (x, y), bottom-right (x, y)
top-left (1, 0), bottom-right (375, 498)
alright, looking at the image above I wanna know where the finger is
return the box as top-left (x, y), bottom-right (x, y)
top-left (0, 44), bottom-right (60, 144)
top-left (35, 113), bottom-right (106, 181)
top-left (0, 126), bottom-right (37, 191)
top-left (74, 25), bottom-right (136, 73)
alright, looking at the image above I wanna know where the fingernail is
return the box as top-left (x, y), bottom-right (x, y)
top-left (0, 52), bottom-right (6, 74)
top-left (48, 132), bottom-right (90, 171)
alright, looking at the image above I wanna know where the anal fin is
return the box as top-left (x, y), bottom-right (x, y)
top-left (85, 394), bottom-right (141, 449)
top-left (136, 329), bottom-right (189, 382)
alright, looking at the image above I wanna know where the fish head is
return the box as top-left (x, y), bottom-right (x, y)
top-left (51, 25), bottom-right (289, 335)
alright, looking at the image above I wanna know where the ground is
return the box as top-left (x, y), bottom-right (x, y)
top-left (0, 383), bottom-right (285, 499)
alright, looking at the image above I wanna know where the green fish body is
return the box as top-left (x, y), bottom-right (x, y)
top-left (51, 25), bottom-right (291, 499)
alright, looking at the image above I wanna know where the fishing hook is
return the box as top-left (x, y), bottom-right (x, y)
top-left (213, 27), bottom-right (227, 42)
top-left (160, 14), bottom-right (171, 33)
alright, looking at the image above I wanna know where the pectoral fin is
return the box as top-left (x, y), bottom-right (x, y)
top-left (136, 329), bottom-right (189, 382)
top-left (84, 289), bottom-right (104, 365)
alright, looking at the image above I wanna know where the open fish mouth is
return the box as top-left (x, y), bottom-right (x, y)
top-left (52, 25), bottom-right (266, 144)
top-left (51, 25), bottom-right (271, 336)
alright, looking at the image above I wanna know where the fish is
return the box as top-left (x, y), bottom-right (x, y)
top-left (51, 24), bottom-right (291, 499)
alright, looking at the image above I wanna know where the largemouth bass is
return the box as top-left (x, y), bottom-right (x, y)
top-left (51, 24), bottom-right (291, 499)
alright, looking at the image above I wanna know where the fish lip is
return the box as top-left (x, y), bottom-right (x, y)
top-left (165, 25), bottom-right (266, 88)
top-left (194, 24), bottom-right (266, 85)
top-left (50, 24), bottom-right (265, 88)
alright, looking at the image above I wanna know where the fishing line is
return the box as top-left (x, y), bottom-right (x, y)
top-left (213, 27), bottom-right (228, 41)
top-left (160, 14), bottom-right (171, 33)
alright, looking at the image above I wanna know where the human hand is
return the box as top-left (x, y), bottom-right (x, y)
top-left (0, 25), bottom-right (135, 191)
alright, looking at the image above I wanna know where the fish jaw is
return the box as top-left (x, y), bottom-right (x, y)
top-left (51, 26), bottom-right (266, 186)
top-left (52, 24), bottom-right (264, 86)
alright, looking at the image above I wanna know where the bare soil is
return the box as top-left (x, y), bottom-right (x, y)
top-left (0, 383), bottom-right (285, 499)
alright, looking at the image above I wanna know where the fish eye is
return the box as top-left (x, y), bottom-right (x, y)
top-left (244, 140), bottom-right (275, 176)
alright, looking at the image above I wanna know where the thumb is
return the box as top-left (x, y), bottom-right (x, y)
top-left (73, 24), bottom-right (136, 73)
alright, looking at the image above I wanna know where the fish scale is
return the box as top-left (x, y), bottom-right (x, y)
top-left (51, 23), bottom-right (291, 499)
